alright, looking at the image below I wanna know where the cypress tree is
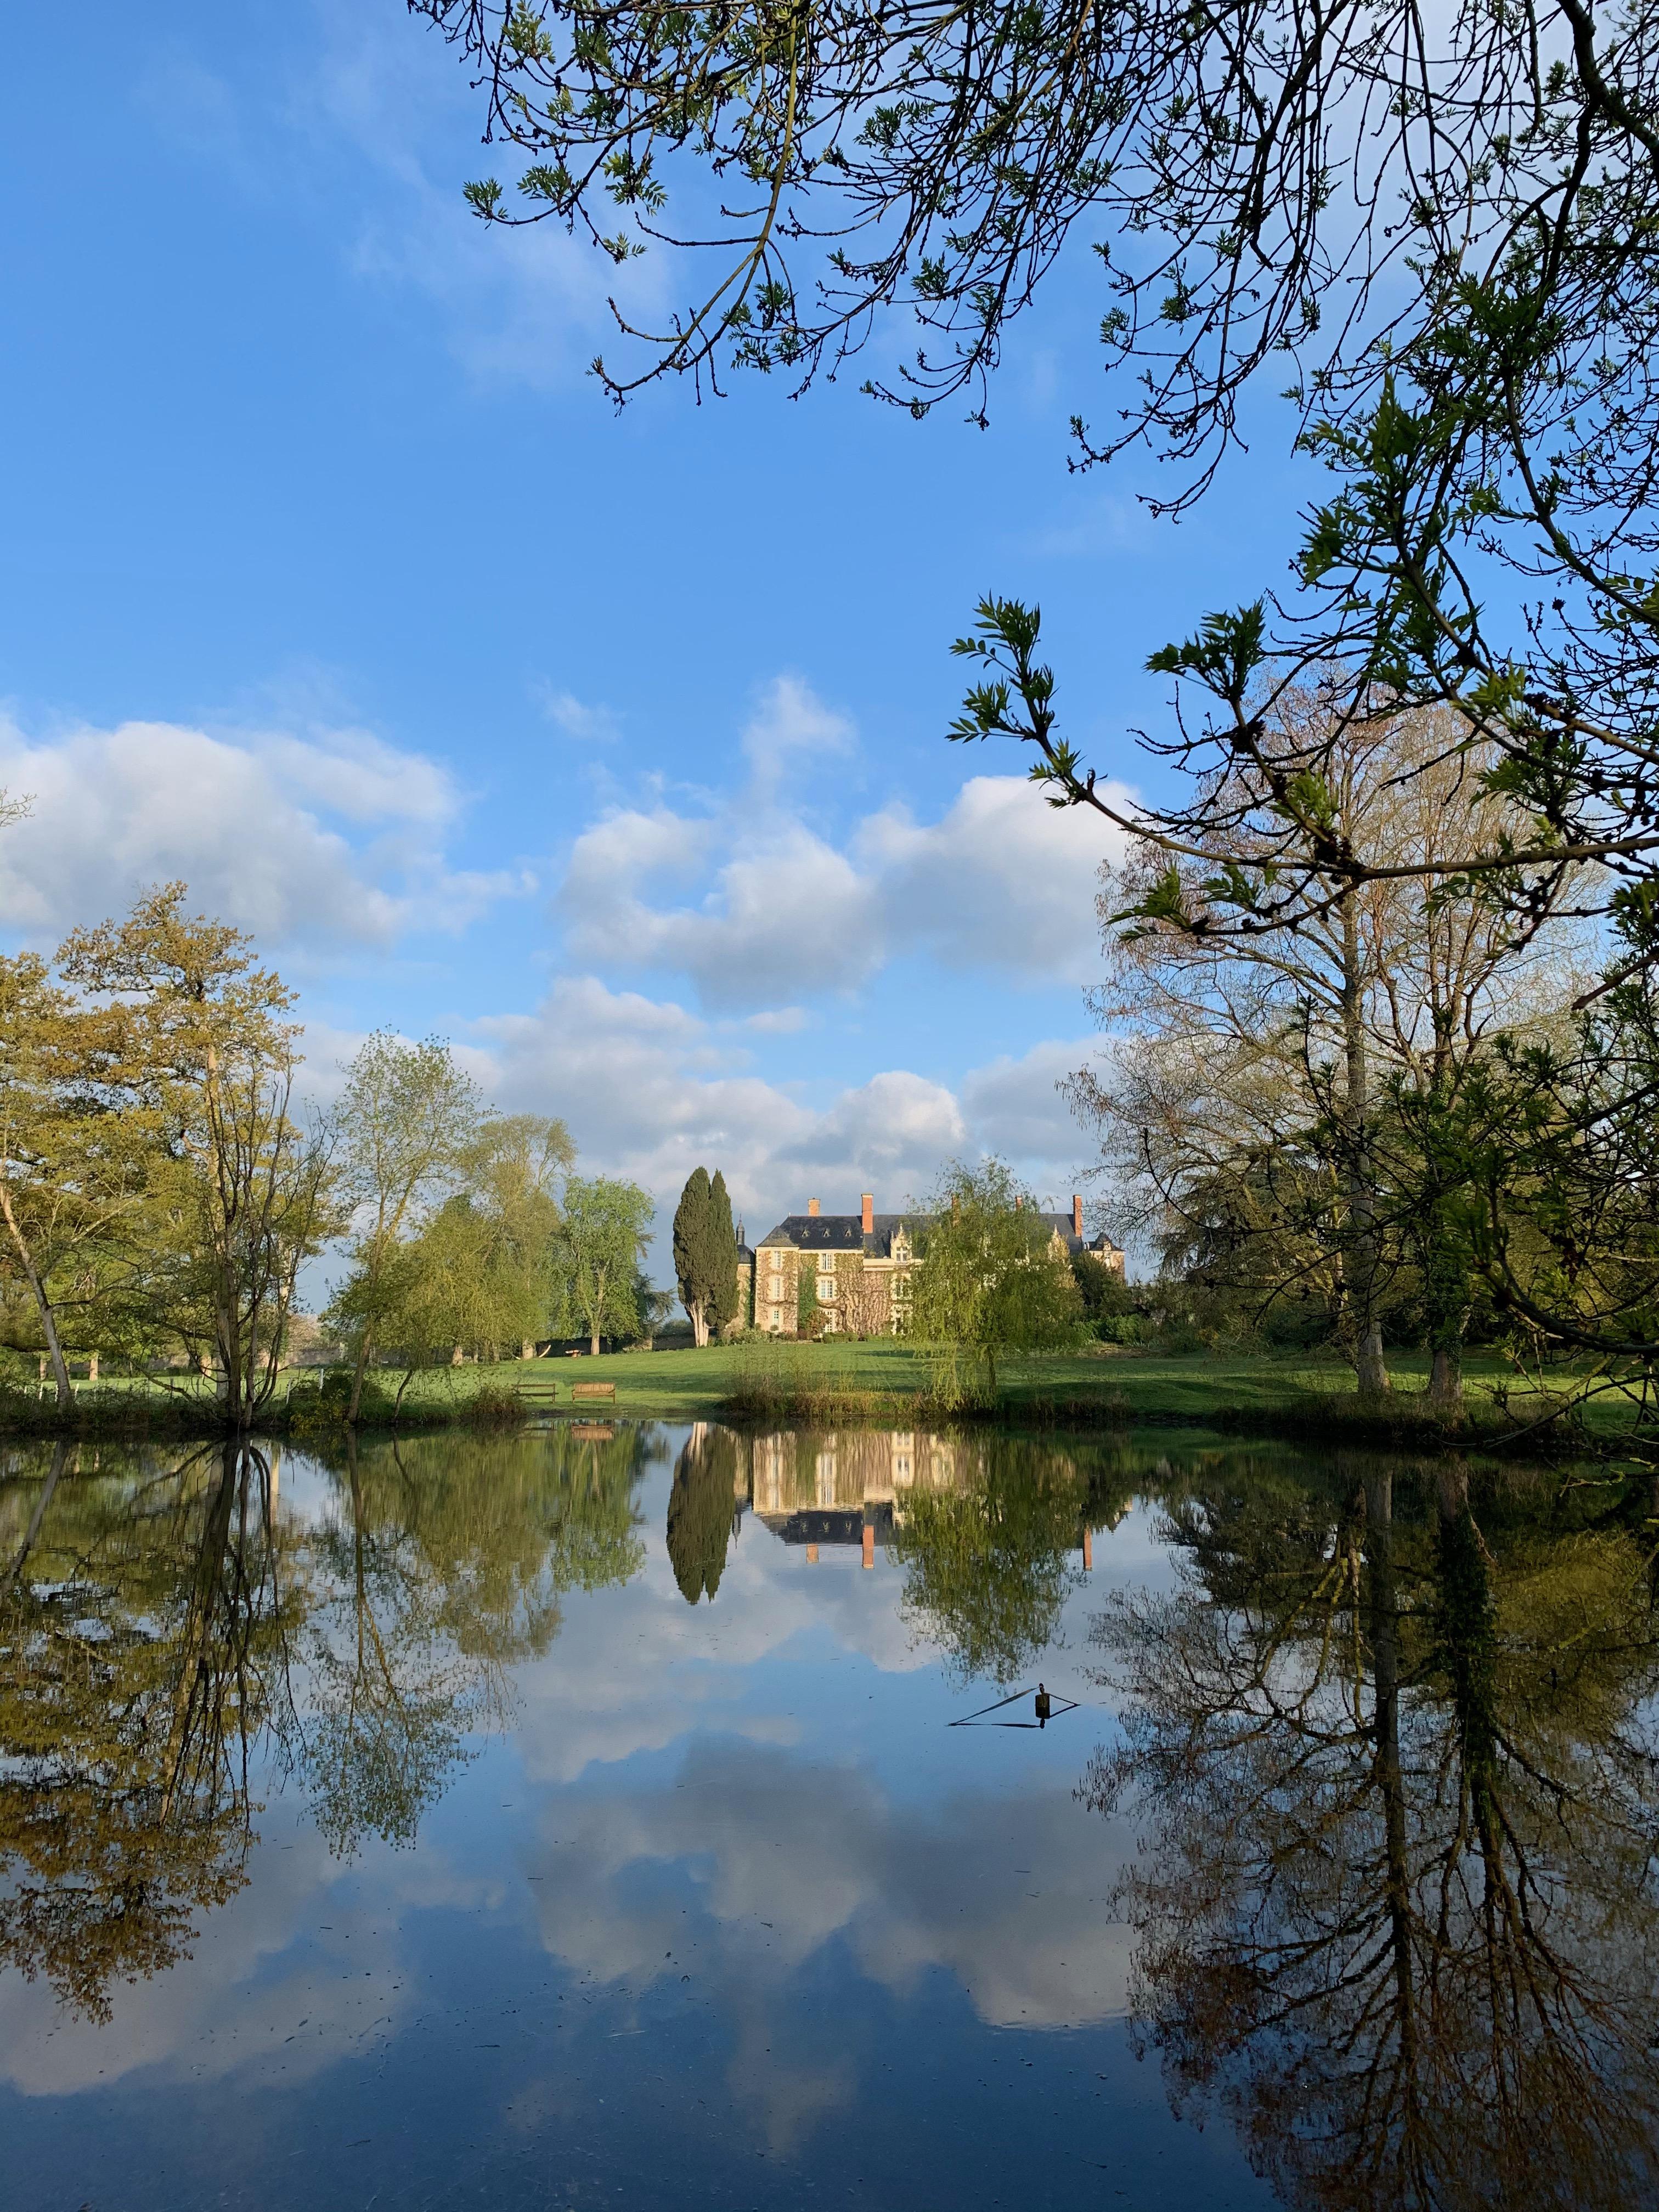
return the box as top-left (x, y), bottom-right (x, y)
top-left (673, 1166), bottom-right (741, 1346)
top-left (707, 1170), bottom-right (738, 1339)
top-left (673, 1166), bottom-right (713, 1346)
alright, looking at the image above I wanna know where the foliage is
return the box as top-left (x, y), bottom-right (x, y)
top-left (59, 886), bottom-right (340, 1429)
top-left (909, 1159), bottom-right (1084, 1395)
top-left (672, 1167), bottom-right (738, 1347)
top-left (329, 1033), bottom-right (489, 1419)
top-left (554, 1173), bottom-right (654, 1354)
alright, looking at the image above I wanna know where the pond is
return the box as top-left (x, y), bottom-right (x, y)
top-left (3, 1424), bottom-right (1657, 2210)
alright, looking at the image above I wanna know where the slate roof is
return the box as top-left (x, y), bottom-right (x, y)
top-left (757, 1207), bottom-right (1122, 1261)
top-left (755, 1212), bottom-right (921, 1257)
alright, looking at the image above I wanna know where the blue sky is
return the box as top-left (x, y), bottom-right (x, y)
top-left (0, 0), bottom-right (1316, 1276)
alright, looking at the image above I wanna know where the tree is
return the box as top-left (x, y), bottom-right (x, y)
top-left (60, 887), bottom-right (338, 1429)
top-left (555, 1175), bottom-right (654, 1355)
top-left (672, 1166), bottom-right (737, 1347)
top-left (909, 1159), bottom-right (1084, 1398)
top-left (0, 952), bottom-right (151, 1404)
top-left (1066, 701), bottom-right (1589, 1404)
top-left (332, 1034), bottom-right (487, 1421)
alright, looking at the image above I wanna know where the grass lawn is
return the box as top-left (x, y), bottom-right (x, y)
top-left (488, 1339), bottom-right (1621, 1435)
top-left (12, 1340), bottom-right (1629, 1444)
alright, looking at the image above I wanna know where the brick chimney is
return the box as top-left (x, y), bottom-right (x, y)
top-left (861, 1193), bottom-right (874, 1234)
top-left (808, 1197), bottom-right (820, 1216)
top-left (1072, 1193), bottom-right (1084, 1237)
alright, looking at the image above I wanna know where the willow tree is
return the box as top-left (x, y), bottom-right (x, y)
top-left (909, 1159), bottom-right (1083, 1399)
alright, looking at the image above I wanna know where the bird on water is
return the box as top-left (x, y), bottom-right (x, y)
top-left (1035, 1684), bottom-right (1052, 1725)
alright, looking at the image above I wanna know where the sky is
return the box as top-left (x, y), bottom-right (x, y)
top-left (0, 0), bottom-right (1318, 1283)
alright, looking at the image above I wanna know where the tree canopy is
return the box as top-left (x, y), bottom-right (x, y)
top-left (672, 1166), bottom-right (738, 1346)
top-left (909, 1158), bottom-right (1084, 1396)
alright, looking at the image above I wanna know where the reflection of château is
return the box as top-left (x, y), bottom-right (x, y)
top-left (743, 1192), bottom-right (1124, 1336)
top-left (724, 1428), bottom-right (1108, 1571)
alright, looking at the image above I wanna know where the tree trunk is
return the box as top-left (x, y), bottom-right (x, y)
top-left (451, 1344), bottom-right (465, 1365)
top-left (3, 1439), bottom-right (66, 1595)
top-left (520, 1339), bottom-right (534, 1361)
top-left (87, 1351), bottom-right (99, 1383)
top-left (1428, 1345), bottom-right (1463, 1414)
top-left (590, 1328), bottom-right (601, 1356)
top-left (1364, 1471), bottom-right (1416, 2066)
top-left (1339, 890), bottom-right (1390, 1403)
top-left (0, 1182), bottom-right (73, 1407)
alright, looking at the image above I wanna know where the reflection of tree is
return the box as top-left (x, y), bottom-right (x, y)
top-left (298, 1425), bottom-right (653, 1854)
top-left (0, 1441), bottom-right (282, 2019)
top-left (891, 1438), bottom-right (1092, 1684)
top-left (0, 1422), bottom-right (657, 2006)
top-left (666, 1424), bottom-right (738, 1604)
top-left (1086, 1457), bottom-right (1659, 2210)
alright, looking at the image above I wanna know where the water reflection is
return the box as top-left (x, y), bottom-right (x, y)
top-left (0, 1425), bottom-right (659, 2017)
top-left (1086, 1455), bottom-right (1659, 2210)
top-left (5, 1426), bottom-right (1656, 2210)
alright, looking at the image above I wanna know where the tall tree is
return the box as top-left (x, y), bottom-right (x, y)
top-left (555, 1175), bottom-right (654, 1355)
top-left (672, 1167), bottom-right (736, 1348)
top-left (1069, 701), bottom-right (1587, 1403)
top-left (0, 953), bottom-right (151, 1404)
top-left (332, 1034), bottom-right (486, 1420)
top-left (60, 887), bottom-right (338, 1429)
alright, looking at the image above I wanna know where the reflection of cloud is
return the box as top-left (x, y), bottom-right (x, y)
top-left (511, 1477), bottom-right (929, 1787)
top-left (0, 1823), bottom-right (495, 2097)
top-left (523, 1735), bottom-right (1137, 2143)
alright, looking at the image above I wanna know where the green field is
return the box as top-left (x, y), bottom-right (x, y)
top-left (5, 1338), bottom-right (1632, 1444)
top-left (464, 1339), bottom-right (1626, 1436)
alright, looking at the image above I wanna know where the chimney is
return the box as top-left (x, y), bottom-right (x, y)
top-left (808, 1197), bottom-right (820, 1216)
top-left (861, 1193), bottom-right (874, 1234)
top-left (1072, 1193), bottom-right (1084, 1238)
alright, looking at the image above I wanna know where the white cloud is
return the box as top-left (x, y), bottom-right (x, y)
top-left (742, 674), bottom-right (855, 798)
top-left (0, 713), bottom-right (520, 949)
top-left (469, 974), bottom-right (1090, 1258)
top-left (555, 672), bottom-right (1128, 1013)
top-left (860, 774), bottom-right (1129, 982)
top-left (960, 1037), bottom-right (1092, 1177)
top-left (534, 685), bottom-right (620, 743)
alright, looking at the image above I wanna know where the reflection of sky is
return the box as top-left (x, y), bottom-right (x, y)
top-left (4, 1434), bottom-right (1274, 2212)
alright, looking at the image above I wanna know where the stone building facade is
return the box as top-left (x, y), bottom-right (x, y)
top-left (743, 1192), bottom-right (1124, 1337)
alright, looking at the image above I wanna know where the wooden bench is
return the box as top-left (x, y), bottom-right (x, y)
top-left (511, 1369), bottom-right (562, 1405)
top-left (570, 1380), bottom-right (617, 1403)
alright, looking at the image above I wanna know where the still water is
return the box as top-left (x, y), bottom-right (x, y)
top-left (3, 1424), bottom-right (1657, 2210)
